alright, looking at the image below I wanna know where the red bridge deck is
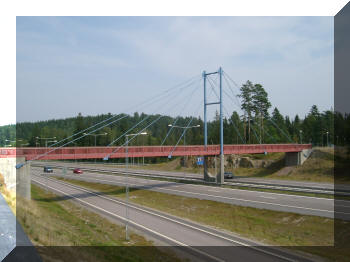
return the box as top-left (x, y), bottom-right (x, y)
top-left (0, 144), bottom-right (312, 161)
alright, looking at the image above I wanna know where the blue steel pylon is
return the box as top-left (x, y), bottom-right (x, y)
top-left (202, 67), bottom-right (224, 184)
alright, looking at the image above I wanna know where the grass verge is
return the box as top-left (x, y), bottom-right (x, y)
top-left (56, 177), bottom-right (350, 262)
top-left (0, 173), bottom-right (16, 214)
top-left (16, 184), bottom-right (184, 262)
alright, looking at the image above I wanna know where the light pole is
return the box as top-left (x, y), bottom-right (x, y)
top-left (168, 124), bottom-right (200, 146)
top-left (47, 140), bottom-right (57, 146)
top-left (5, 139), bottom-right (21, 147)
top-left (299, 130), bottom-right (303, 144)
top-left (326, 131), bottom-right (329, 147)
top-left (83, 132), bottom-right (108, 147)
top-left (36, 137), bottom-right (56, 147)
top-left (124, 132), bottom-right (147, 241)
top-left (168, 124), bottom-right (200, 166)
top-left (83, 132), bottom-right (108, 163)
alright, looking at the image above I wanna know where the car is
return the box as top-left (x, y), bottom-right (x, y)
top-left (224, 171), bottom-right (234, 179)
top-left (43, 166), bottom-right (53, 173)
top-left (73, 168), bottom-right (83, 174)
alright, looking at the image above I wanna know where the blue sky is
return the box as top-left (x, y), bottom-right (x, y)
top-left (16, 16), bottom-right (334, 123)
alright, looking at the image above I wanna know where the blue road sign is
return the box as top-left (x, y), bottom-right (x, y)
top-left (197, 157), bottom-right (204, 165)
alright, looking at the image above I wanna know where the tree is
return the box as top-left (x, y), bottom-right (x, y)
top-left (238, 81), bottom-right (255, 143)
top-left (252, 83), bottom-right (271, 143)
top-left (271, 107), bottom-right (289, 142)
top-left (74, 113), bottom-right (86, 146)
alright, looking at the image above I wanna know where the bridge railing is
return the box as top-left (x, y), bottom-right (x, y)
top-left (0, 144), bottom-right (312, 160)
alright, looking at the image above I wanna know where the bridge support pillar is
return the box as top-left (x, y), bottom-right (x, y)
top-left (216, 154), bottom-right (224, 184)
top-left (285, 152), bottom-right (301, 166)
top-left (16, 159), bottom-right (31, 200)
top-left (203, 156), bottom-right (211, 182)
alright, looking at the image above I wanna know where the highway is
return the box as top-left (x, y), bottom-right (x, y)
top-left (31, 166), bottom-right (350, 220)
top-left (33, 161), bottom-right (350, 195)
top-left (31, 173), bottom-right (314, 262)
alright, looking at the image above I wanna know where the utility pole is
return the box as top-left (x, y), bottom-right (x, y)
top-left (125, 135), bottom-right (130, 241)
top-left (203, 70), bottom-right (208, 181)
top-left (124, 132), bottom-right (147, 241)
top-left (219, 67), bottom-right (224, 184)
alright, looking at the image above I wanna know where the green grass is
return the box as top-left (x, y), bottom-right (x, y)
top-left (55, 147), bottom-right (344, 185)
top-left (54, 177), bottom-right (350, 262)
top-left (57, 178), bottom-right (334, 245)
top-left (16, 184), bottom-right (184, 262)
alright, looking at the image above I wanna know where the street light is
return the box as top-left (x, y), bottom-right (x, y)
top-left (36, 137), bottom-right (56, 147)
top-left (299, 130), bottom-right (303, 144)
top-left (83, 132), bottom-right (108, 147)
top-left (124, 132), bottom-right (148, 241)
top-left (5, 139), bottom-right (21, 146)
top-left (83, 132), bottom-right (108, 163)
top-left (168, 124), bottom-right (200, 166)
top-left (47, 140), bottom-right (57, 146)
top-left (168, 124), bottom-right (200, 146)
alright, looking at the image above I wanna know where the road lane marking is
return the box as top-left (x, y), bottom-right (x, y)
top-left (45, 173), bottom-right (334, 215)
top-left (32, 175), bottom-right (300, 262)
top-left (208, 189), bottom-right (221, 193)
top-left (32, 178), bottom-right (226, 262)
top-left (259, 196), bottom-right (276, 200)
top-left (31, 166), bottom-right (339, 200)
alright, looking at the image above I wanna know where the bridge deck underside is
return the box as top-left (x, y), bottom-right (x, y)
top-left (0, 144), bottom-right (311, 160)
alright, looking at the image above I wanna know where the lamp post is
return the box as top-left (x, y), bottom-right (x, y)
top-left (168, 124), bottom-right (200, 166)
top-left (124, 132), bottom-right (147, 241)
top-left (47, 140), bottom-right (57, 146)
top-left (168, 124), bottom-right (200, 146)
top-left (5, 139), bottom-right (21, 147)
top-left (83, 132), bottom-right (108, 147)
top-left (36, 137), bottom-right (56, 147)
top-left (326, 131), bottom-right (329, 147)
top-left (83, 132), bottom-right (108, 163)
top-left (299, 130), bottom-right (303, 144)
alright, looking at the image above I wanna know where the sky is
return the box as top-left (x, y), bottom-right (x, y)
top-left (16, 16), bottom-right (334, 123)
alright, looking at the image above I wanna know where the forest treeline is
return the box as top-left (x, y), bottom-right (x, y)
top-left (0, 105), bottom-right (340, 148)
top-left (0, 80), bottom-right (341, 147)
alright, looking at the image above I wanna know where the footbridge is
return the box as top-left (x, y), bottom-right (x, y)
top-left (1, 144), bottom-right (311, 161)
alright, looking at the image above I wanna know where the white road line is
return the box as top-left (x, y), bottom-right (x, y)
top-left (49, 173), bottom-right (334, 214)
top-left (32, 177), bottom-right (225, 262)
top-left (259, 196), bottom-right (276, 200)
top-left (45, 166), bottom-right (336, 201)
top-left (32, 166), bottom-right (340, 201)
top-left (32, 175), bottom-right (299, 262)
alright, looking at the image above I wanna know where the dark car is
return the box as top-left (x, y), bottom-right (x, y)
top-left (224, 172), bottom-right (234, 179)
top-left (73, 168), bottom-right (83, 174)
top-left (43, 166), bottom-right (53, 173)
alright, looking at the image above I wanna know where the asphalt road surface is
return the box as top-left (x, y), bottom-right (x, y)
top-left (31, 173), bottom-right (316, 262)
top-left (34, 161), bottom-right (350, 194)
top-left (31, 166), bottom-right (350, 220)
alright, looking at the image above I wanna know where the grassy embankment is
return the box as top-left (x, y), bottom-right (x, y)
top-left (127, 147), bottom-right (341, 184)
top-left (15, 184), bottom-right (184, 262)
top-left (57, 177), bottom-right (350, 262)
top-left (0, 173), bottom-right (16, 214)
